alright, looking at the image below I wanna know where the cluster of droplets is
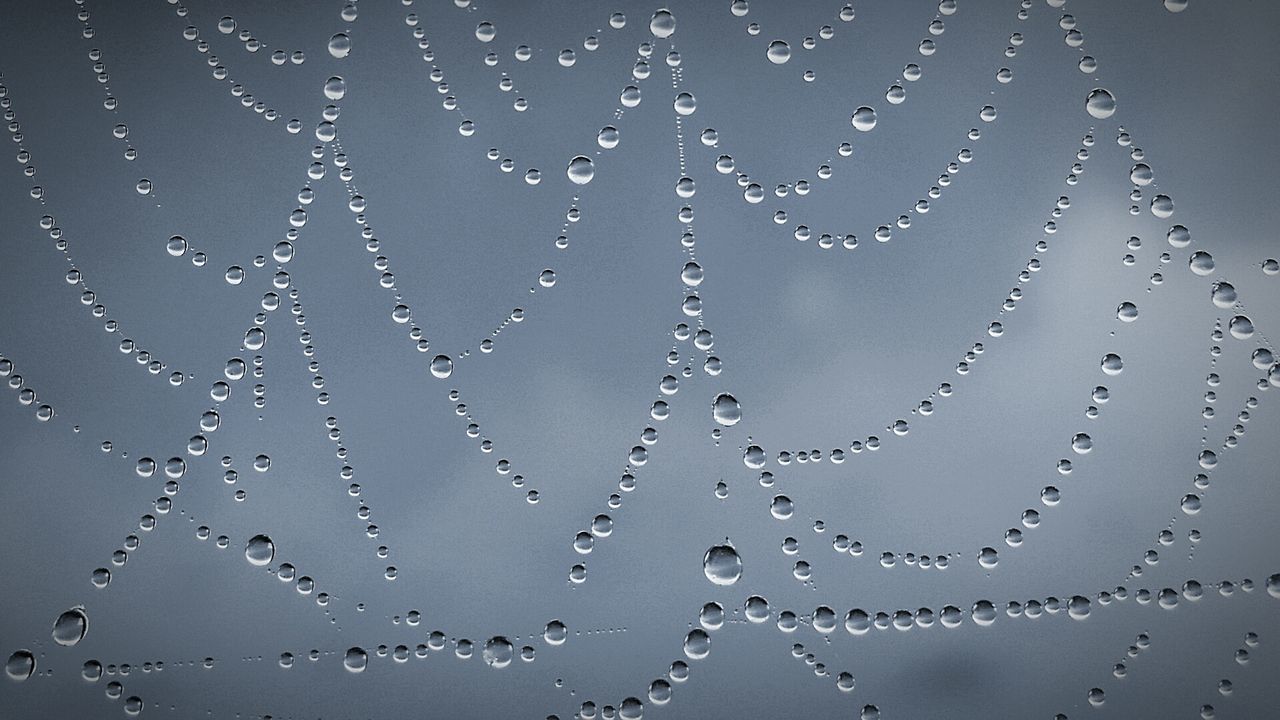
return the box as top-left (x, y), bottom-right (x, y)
top-left (1, 75), bottom-right (189, 387)
top-left (214, 15), bottom-right (307, 67)
top-left (0, 354), bottom-right (55, 423)
top-left (72, 1), bottom-right (166, 207)
top-left (730, 0), bottom-right (858, 81)
top-left (566, 15), bottom-right (735, 585)
top-left (712, 0), bottom-right (1009, 241)
top-left (1196, 632), bottom-right (1262, 719)
top-left (169, 1), bottom-right (300, 131)
top-left (755, 128), bottom-right (1096, 478)
top-left (766, 1), bottom-right (1039, 251)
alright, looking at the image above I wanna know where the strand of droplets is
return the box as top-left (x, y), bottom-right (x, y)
top-left (820, 144), bottom-right (1270, 591)
top-left (1, 66), bottom-right (188, 388)
top-left (715, 0), bottom-right (1026, 251)
top-left (564, 10), bottom-right (738, 585)
top-left (304, 2), bottom-right (684, 511)
top-left (4, 2), bottom-right (1280, 719)
top-left (777, 0), bottom-right (1030, 249)
top-left (711, 13), bottom-right (1279, 585)
top-left (168, 0), bottom-right (324, 133)
top-left (0, 50), bottom-right (361, 707)
top-left (755, 127), bottom-right (1095, 582)
top-left (10, 575), bottom-right (1275, 720)
top-left (1067, 628), bottom-right (1262, 719)
top-left (1040, 0), bottom-right (1280, 589)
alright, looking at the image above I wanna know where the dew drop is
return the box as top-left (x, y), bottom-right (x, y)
top-left (1086, 88), bottom-right (1116, 119)
top-left (702, 544), bottom-right (743, 585)
top-left (851, 106), bottom-right (877, 131)
top-left (328, 33), bottom-right (351, 58)
top-left (767, 40), bottom-right (791, 64)
top-left (4, 651), bottom-right (34, 681)
top-left (52, 607), bottom-right (88, 647)
top-left (344, 646), bottom-right (368, 673)
top-left (482, 636), bottom-right (513, 668)
top-left (711, 393), bottom-right (741, 426)
top-left (245, 534), bottom-right (275, 566)
top-left (430, 355), bottom-right (454, 379)
top-left (567, 155), bottom-right (595, 185)
top-left (650, 9), bottom-right (676, 38)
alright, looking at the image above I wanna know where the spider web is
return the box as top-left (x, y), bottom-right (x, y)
top-left (1, 0), bottom-right (1279, 718)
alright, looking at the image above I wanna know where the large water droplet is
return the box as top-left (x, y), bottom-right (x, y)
top-left (649, 9), bottom-right (676, 38)
top-left (683, 629), bottom-right (710, 659)
top-left (344, 646), bottom-right (368, 673)
top-left (567, 155), bottom-right (595, 185)
top-left (5, 650), bottom-right (35, 681)
top-left (543, 620), bottom-right (568, 645)
top-left (328, 33), bottom-right (351, 58)
top-left (851, 106), bottom-right (878, 131)
top-left (324, 76), bottom-right (347, 101)
top-left (767, 40), bottom-right (791, 64)
top-left (52, 607), bottom-right (88, 647)
top-left (702, 544), bottom-right (742, 585)
top-left (245, 534), bottom-right (275, 566)
top-left (1086, 88), bottom-right (1116, 119)
top-left (711, 393), bottom-right (741, 426)
top-left (430, 355), bottom-right (454, 379)
top-left (482, 636), bottom-right (514, 668)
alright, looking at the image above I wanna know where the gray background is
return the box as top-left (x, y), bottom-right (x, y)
top-left (2, 0), bottom-right (1279, 718)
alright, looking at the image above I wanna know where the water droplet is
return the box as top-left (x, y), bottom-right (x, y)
top-left (245, 534), bottom-right (275, 566)
top-left (703, 544), bottom-right (742, 585)
top-left (1189, 251), bottom-right (1216, 276)
top-left (1101, 353), bottom-right (1124, 375)
top-left (1086, 88), bottom-right (1116, 119)
top-left (851, 106), bottom-right (877, 131)
top-left (711, 393), bottom-right (741, 426)
top-left (770, 495), bottom-right (794, 519)
top-left (482, 636), bottom-right (513, 668)
top-left (544, 620), bottom-right (568, 645)
top-left (767, 40), bottom-right (791, 64)
top-left (52, 607), bottom-right (88, 647)
top-left (650, 9), bottom-right (676, 38)
top-left (344, 646), bottom-right (368, 672)
top-left (683, 629), bottom-right (710, 659)
top-left (430, 355), bottom-right (454, 379)
top-left (5, 650), bottom-right (34, 681)
top-left (567, 155), bottom-right (595, 185)
top-left (324, 76), bottom-right (346, 100)
top-left (328, 33), bottom-right (351, 58)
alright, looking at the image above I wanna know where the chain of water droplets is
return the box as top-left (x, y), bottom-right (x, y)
top-left (4, 2), bottom-right (1280, 719)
